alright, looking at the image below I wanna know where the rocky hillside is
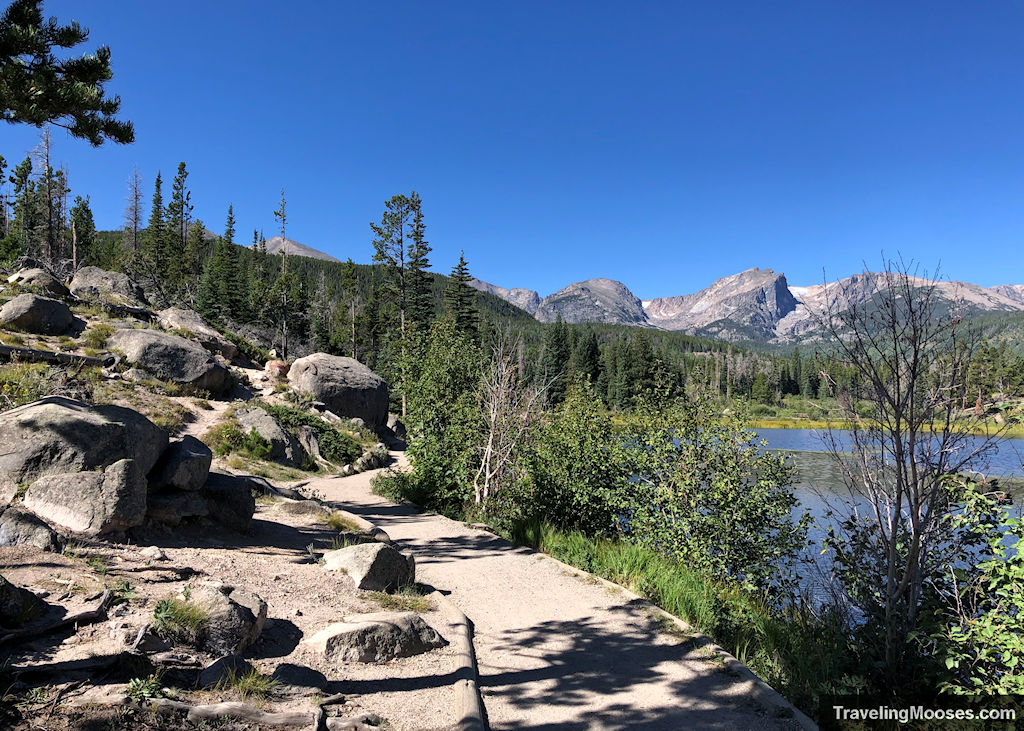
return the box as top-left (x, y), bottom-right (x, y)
top-left (472, 267), bottom-right (1024, 344)
top-left (0, 264), bottom-right (466, 730)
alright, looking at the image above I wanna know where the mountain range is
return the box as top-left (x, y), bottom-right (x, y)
top-left (470, 268), bottom-right (1024, 344)
top-left (238, 233), bottom-right (1024, 346)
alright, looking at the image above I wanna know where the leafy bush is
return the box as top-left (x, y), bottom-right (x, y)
top-left (527, 383), bottom-right (627, 535)
top-left (401, 318), bottom-right (482, 515)
top-left (220, 328), bottom-right (270, 365)
top-left (259, 403), bottom-right (361, 464)
top-left (621, 395), bottom-right (809, 596)
top-left (126, 673), bottom-right (163, 701)
top-left (203, 421), bottom-right (271, 459)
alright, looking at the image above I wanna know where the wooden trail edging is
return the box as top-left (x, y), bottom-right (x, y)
top-left (330, 506), bottom-right (489, 730)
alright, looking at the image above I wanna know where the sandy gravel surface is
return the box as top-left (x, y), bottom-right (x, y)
top-left (314, 455), bottom-right (800, 731)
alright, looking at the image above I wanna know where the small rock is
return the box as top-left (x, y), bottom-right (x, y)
top-left (0, 574), bottom-right (45, 629)
top-left (140, 546), bottom-right (167, 562)
top-left (322, 542), bottom-right (414, 592)
top-left (69, 266), bottom-right (146, 304)
top-left (201, 472), bottom-right (256, 533)
top-left (271, 663), bottom-right (327, 696)
top-left (265, 360), bottom-right (290, 379)
top-left (198, 655), bottom-right (252, 688)
top-left (7, 267), bottom-right (70, 297)
top-left (191, 582), bottom-right (267, 656)
top-left (302, 612), bottom-right (447, 663)
top-left (0, 505), bottom-right (64, 552)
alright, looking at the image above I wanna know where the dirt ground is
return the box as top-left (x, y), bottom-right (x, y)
top-left (0, 488), bottom-right (462, 731)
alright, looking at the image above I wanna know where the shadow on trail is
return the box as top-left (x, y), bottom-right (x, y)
top-left (478, 613), bottom-right (772, 731)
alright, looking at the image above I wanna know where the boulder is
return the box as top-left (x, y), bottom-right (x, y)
top-left (23, 459), bottom-right (148, 536)
top-left (0, 574), bottom-right (45, 629)
top-left (0, 397), bottom-right (167, 498)
top-left (7, 268), bottom-right (70, 298)
top-left (0, 505), bottom-right (64, 552)
top-left (198, 655), bottom-right (253, 688)
top-left (387, 415), bottom-right (407, 440)
top-left (322, 542), bottom-right (414, 591)
top-left (0, 293), bottom-right (76, 334)
top-left (265, 360), bottom-right (289, 379)
top-left (235, 407), bottom-right (305, 467)
top-left (148, 436), bottom-right (212, 491)
top-left (201, 472), bottom-right (256, 533)
top-left (302, 612), bottom-right (446, 663)
top-left (69, 266), bottom-right (146, 304)
top-left (146, 490), bottom-right (210, 526)
top-left (296, 425), bottom-right (320, 461)
top-left (157, 308), bottom-right (238, 361)
top-left (191, 583), bottom-right (267, 656)
top-left (287, 354), bottom-right (389, 428)
top-left (270, 663), bottom-right (327, 696)
top-left (107, 329), bottom-right (231, 394)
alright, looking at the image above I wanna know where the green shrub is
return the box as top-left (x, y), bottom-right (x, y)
top-left (259, 403), bottom-right (361, 464)
top-left (220, 328), bottom-right (270, 365)
top-left (203, 421), bottom-right (271, 459)
top-left (82, 323), bottom-right (115, 350)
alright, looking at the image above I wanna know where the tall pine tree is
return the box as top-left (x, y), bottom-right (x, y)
top-left (406, 191), bottom-right (433, 331)
top-left (444, 251), bottom-right (478, 340)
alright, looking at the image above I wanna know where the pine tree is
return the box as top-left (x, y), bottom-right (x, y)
top-left (444, 251), bottom-right (478, 340)
top-left (0, 0), bottom-right (134, 145)
top-left (122, 166), bottom-right (143, 258)
top-left (540, 315), bottom-right (571, 405)
top-left (370, 193), bottom-right (413, 338)
top-left (2, 156), bottom-right (37, 260)
top-left (143, 172), bottom-right (165, 261)
top-left (406, 191), bottom-right (433, 331)
top-left (270, 189), bottom-right (294, 357)
top-left (69, 194), bottom-right (95, 266)
top-left (340, 257), bottom-right (360, 358)
top-left (570, 328), bottom-right (601, 387)
top-left (165, 161), bottom-right (192, 288)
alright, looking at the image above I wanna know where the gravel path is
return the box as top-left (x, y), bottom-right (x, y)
top-left (313, 454), bottom-right (799, 731)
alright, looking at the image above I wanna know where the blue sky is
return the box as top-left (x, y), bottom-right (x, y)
top-left (4, 1), bottom-right (1024, 296)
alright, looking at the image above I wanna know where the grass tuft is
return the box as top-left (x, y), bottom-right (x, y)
top-left (366, 584), bottom-right (434, 613)
top-left (151, 597), bottom-right (209, 646)
top-left (216, 667), bottom-right (280, 700)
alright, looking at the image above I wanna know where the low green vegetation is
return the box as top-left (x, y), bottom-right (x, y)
top-left (258, 402), bottom-right (362, 464)
top-left (81, 323), bottom-right (115, 350)
top-left (215, 667), bottom-right (280, 700)
top-left (367, 585), bottom-right (434, 613)
top-left (0, 362), bottom-right (96, 411)
top-left (327, 511), bottom-right (363, 533)
top-left (126, 673), bottom-right (163, 701)
top-left (151, 597), bottom-right (208, 646)
top-left (203, 421), bottom-right (272, 460)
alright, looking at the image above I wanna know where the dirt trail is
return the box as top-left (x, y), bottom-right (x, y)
top-left (312, 454), bottom-right (799, 731)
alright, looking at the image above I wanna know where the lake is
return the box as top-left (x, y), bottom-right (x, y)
top-left (753, 427), bottom-right (1024, 598)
